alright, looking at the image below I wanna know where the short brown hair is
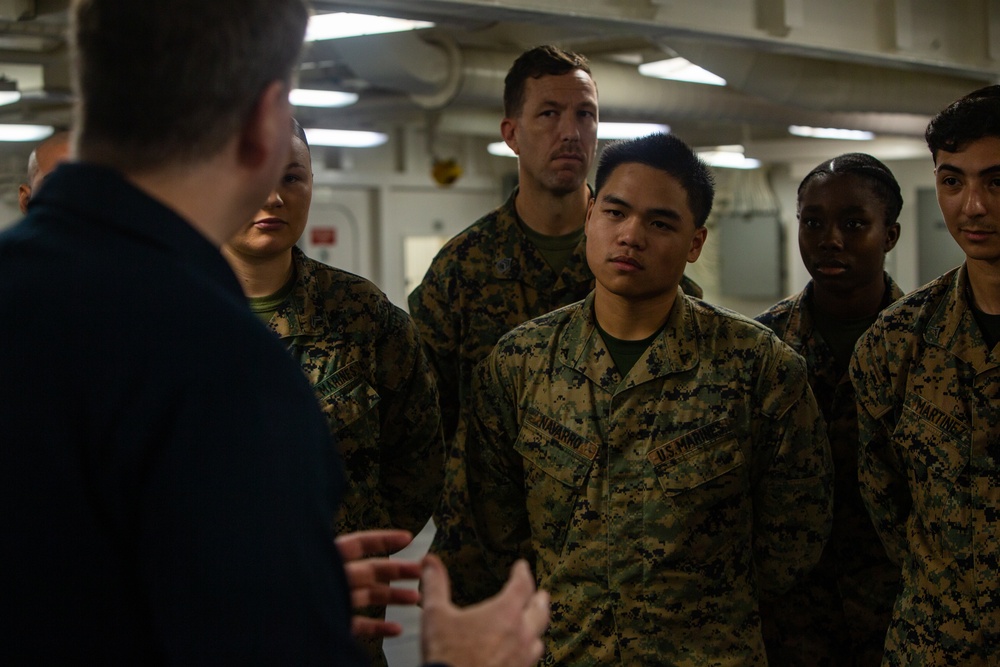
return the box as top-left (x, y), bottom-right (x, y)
top-left (503, 45), bottom-right (592, 118)
top-left (71, 0), bottom-right (308, 172)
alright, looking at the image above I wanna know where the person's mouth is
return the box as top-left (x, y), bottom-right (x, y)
top-left (253, 216), bottom-right (287, 231)
top-left (610, 254), bottom-right (642, 270)
top-left (814, 260), bottom-right (848, 276)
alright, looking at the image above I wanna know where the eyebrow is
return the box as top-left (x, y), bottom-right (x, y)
top-left (286, 161), bottom-right (309, 170)
top-left (936, 162), bottom-right (1000, 177)
top-left (601, 193), bottom-right (681, 220)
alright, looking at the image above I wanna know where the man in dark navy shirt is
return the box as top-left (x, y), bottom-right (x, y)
top-left (0, 1), bottom-right (547, 665)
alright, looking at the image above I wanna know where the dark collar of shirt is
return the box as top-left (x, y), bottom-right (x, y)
top-left (28, 161), bottom-right (244, 305)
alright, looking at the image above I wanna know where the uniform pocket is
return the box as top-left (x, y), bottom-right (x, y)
top-left (648, 419), bottom-right (744, 497)
top-left (514, 408), bottom-right (597, 550)
top-left (315, 361), bottom-right (380, 431)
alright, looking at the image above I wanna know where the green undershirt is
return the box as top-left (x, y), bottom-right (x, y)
top-left (518, 219), bottom-right (584, 275)
top-left (247, 273), bottom-right (296, 324)
top-left (972, 307), bottom-right (1000, 350)
top-left (596, 318), bottom-right (667, 377)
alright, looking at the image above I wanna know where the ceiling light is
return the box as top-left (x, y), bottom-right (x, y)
top-left (487, 141), bottom-right (516, 158)
top-left (598, 122), bottom-right (671, 139)
top-left (0, 90), bottom-right (19, 106)
top-left (0, 123), bottom-right (52, 141)
top-left (788, 125), bottom-right (876, 140)
top-left (305, 12), bottom-right (434, 41)
top-left (638, 58), bottom-right (726, 86)
top-left (697, 145), bottom-right (761, 170)
top-left (304, 128), bottom-right (388, 148)
top-left (290, 89), bottom-right (359, 108)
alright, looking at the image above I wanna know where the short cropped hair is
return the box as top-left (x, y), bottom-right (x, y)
top-left (595, 133), bottom-right (715, 228)
top-left (292, 117), bottom-right (310, 153)
top-left (503, 45), bottom-right (592, 118)
top-left (71, 0), bottom-right (309, 172)
top-left (798, 152), bottom-right (903, 227)
top-left (925, 84), bottom-right (1000, 162)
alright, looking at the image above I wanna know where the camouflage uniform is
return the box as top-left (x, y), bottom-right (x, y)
top-left (272, 247), bottom-right (444, 666)
top-left (408, 187), bottom-right (703, 604)
top-left (756, 275), bottom-right (904, 667)
top-left (851, 265), bottom-right (1000, 667)
top-left (469, 290), bottom-right (834, 666)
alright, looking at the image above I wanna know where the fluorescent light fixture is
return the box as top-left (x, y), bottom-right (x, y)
top-left (488, 141), bottom-right (516, 158)
top-left (0, 123), bottom-right (52, 141)
top-left (598, 122), bottom-right (670, 139)
top-left (290, 89), bottom-right (359, 108)
top-left (304, 128), bottom-right (388, 148)
top-left (306, 12), bottom-right (434, 41)
top-left (697, 145), bottom-right (761, 170)
top-left (788, 125), bottom-right (876, 140)
top-left (638, 58), bottom-right (726, 86)
top-left (0, 90), bottom-right (19, 106)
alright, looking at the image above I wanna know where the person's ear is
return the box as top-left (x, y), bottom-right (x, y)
top-left (500, 117), bottom-right (519, 156)
top-left (885, 222), bottom-right (901, 253)
top-left (17, 184), bottom-right (30, 215)
top-left (237, 80), bottom-right (291, 171)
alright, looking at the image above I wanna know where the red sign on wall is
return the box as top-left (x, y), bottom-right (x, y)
top-left (310, 227), bottom-right (337, 246)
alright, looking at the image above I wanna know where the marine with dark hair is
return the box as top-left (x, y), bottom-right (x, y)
top-left (851, 85), bottom-right (1000, 666)
top-left (756, 152), bottom-right (903, 667)
top-left (468, 133), bottom-right (833, 665)
top-left (222, 119), bottom-right (445, 667)
top-left (409, 45), bottom-right (700, 604)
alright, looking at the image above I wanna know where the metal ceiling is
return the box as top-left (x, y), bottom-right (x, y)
top-left (0, 0), bottom-right (995, 194)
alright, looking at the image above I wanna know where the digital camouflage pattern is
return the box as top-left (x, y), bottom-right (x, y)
top-left (271, 247), bottom-right (444, 666)
top-left (755, 274), bottom-right (904, 667)
top-left (469, 290), bottom-right (833, 666)
top-left (851, 265), bottom-right (1000, 667)
top-left (407, 187), bottom-right (702, 604)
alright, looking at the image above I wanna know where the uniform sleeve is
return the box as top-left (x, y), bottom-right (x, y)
top-left (751, 338), bottom-right (834, 596)
top-left (850, 320), bottom-right (910, 565)
top-left (466, 349), bottom-right (532, 586)
top-left (408, 254), bottom-right (461, 443)
top-left (375, 303), bottom-right (445, 535)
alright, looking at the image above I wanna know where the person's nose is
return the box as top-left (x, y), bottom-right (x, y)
top-left (262, 189), bottom-right (283, 210)
top-left (559, 114), bottom-right (582, 143)
top-left (962, 186), bottom-right (988, 218)
top-left (617, 216), bottom-right (645, 248)
top-left (818, 224), bottom-right (843, 251)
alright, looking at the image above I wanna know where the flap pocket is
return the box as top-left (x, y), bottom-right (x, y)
top-left (316, 362), bottom-right (380, 429)
top-left (649, 420), bottom-right (744, 497)
top-left (514, 408), bottom-right (597, 489)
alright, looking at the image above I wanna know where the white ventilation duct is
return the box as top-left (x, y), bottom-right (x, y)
top-left (666, 39), bottom-right (990, 115)
top-left (327, 34), bottom-right (935, 137)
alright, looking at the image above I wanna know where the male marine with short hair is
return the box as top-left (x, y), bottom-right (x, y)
top-left (469, 133), bottom-right (833, 665)
top-left (409, 44), bottom-right (706, 605)
top-left (851, 85), bottom-right (1000, 666)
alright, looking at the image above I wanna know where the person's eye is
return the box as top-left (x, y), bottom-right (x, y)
top-left (845, 219), bottom-right (866, 230)
top-left (800, 218), bottom-right (821, 229)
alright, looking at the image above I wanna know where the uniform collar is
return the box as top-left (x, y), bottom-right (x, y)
top-left (32, 162), bottom-right (244, 302)
top-left (926, 264), bottom-right (1000, 371)
top-left (559, 289), bottom-right (699, 391)
top-left (489, 186), bottom-right (593, 293)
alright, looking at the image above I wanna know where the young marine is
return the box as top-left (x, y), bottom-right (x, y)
top-left (468, 133), bottom-right (834, 666)
top-left (409, 44), bottom-right (702, 605)
top-left (222, 120), bottom-right (445, 667)
top-left (851, 85), bottom-right (1000, 666)
top-left (756, 153), bottom-right (903, 666)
